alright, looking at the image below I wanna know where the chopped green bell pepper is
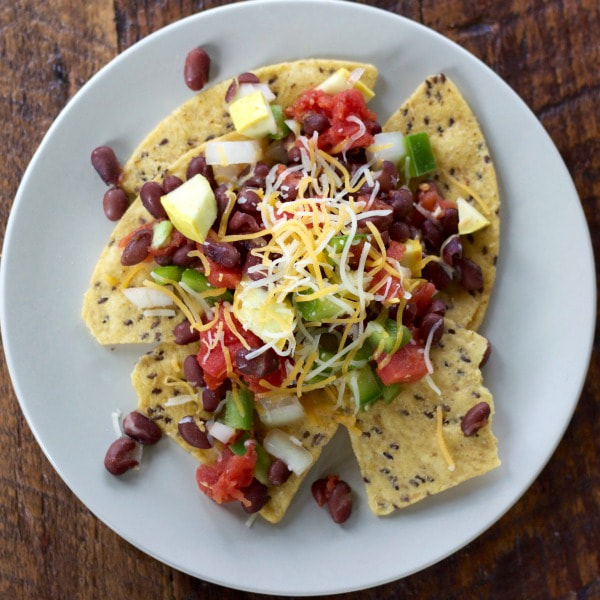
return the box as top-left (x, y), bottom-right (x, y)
top-left (367, 319), bottom-right (411, 354)
top-left (382, 383), bottom-right (403, 404)
top-left (151, 265), bottom-right (185, 284)
top-left (348, 364), bottom-right (383, 410)
top-left (404, 132), bottom-right (437, 178)
top-left (269, 105), bottom-right (290, 140)
top-left (295, 293), bottom-right (344, 322)
top-left (222, 386), bottom-right (254, 431)
top-left (181, 269), bottom-right (233, 303)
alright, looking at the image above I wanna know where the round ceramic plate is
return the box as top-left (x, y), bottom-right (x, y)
top-left (1, 0), bottom-right (595, 595)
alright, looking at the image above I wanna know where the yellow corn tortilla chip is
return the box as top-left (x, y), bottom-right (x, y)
top-left (131, 342), bottom-right (341, 523)
top-left (384, 74), bottom-right (500, 330)
top-left (121, 60), bottom-right (378, 195)
top-left (346, 319), bottom-right (499, 516)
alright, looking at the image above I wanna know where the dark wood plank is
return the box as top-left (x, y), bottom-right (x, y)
top-left (0, 1), bottom-right (598, 598)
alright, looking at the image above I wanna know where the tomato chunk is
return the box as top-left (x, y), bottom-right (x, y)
top-left (195, 445), bottom-right (257, 505)
top-left (376, 339), bottom-right (429, 384)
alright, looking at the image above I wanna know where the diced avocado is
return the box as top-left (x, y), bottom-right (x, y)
top-left (295, 293), bottom-right (345, 322)
top-left (222, 387), bottom-right (254, 431)
top-left (404, 132), bottom-right (437, 178)
top-left (151, 265), bottom-right (184, 284)
top-left (151, 220), bottom-right (173, 249)
top-left (160, 174), bottom-right (217, 244)
top-left (316, 68), bottom-right (375, 102)
top-left (400, 238), bottom-right (423, 277)
top-left (348, 365), bottom-right (383, 410)
top-left (233, 286), bottom-right (294, 351)
top-left (228, 90), bottom-right (277, 138)
top-left (457, 197), bottom-right (491, 235)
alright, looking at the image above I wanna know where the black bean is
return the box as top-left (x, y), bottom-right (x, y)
top-left (242, 251), bottom-right (266, 281)
top-left (327, 480), bottom-right (352, 524)
top-left (178, 416), bottom-right (211, 448)
top-left (458, 257), bottom-right (484, 291)
top-left (480, 338), bottom-right (492, 368)
top-left (103, 187), bottom-right (129, 221)
top-left (186, 155), bottom-right (215, 187)
top-left (402, 302), bottom-right (417, 325)
top-left (422, 219), bottom-right (444, 252)
top-left (122, 411), bottom-right (162, 445)
top-left (311, 478), bottom-right (329, 507)
top-left (214, 184), bottom-right (231, 226)
top-left (422, 261), bottom-right (452, 290)
top-left (173, 320), bottom-right (200, 345)
top-left (268, 459), bottom-right (291, 486)
top-left (365, 119), bottom-right (382, 135)
top-left (183, 355), bottom-right (204, 388)
top-left (104, 436), bottom-right (140, 475)
top-left (387, 188), bottom-right (413, 219)
top-left (224, 79), bottom-right (238, 103)
top-left (418, 313), bottom-right (444, 344)
top-left (357, 200), bottom-right (393, 232)
top-left (235, 347), bottom-right (280, 378)
top-left (461, 402), bottom-right (491, 436)
top-left (91, 145), bottom-right (121, 185)
top-left (442, 234), bottom-right (462, 266)
top-left (162, 175), bottom-right (183, 193)
top-left (389, 221), bottom-right (410, 242)
top-left (238, 72), bottom-right (260, 84)
top-left (428, 298), bottom-right (447, 316)
top-left (236, 188), bottom-right (261, 214)
top-left (154, 254), bottom-right (173, 266)
top-left (244, 162), bottom-right (270, 188)
top-left (184, 47), bottom-right (210, 91)
top-left (202, 387), bottom-right (225, 412)
top-left (140, 181), bottom-right (168, 219)
top-left (172, 243), bottom-right (197, 268)
top-left (228, 211), bottom-right (261, 234)
top-left (287, 145), bottom-right (301, 164)
top-left (376, 161), bottom-right (399, 193)
top-left (302, 112), bottom-right (330, 136)
top-left (202, 239), bottom-right (240, 268)
top-left (440, 207), bottom-right (458, 236)
top-left (121, 230), bottom-right (151, 266)
top-left (240, 478), bottom-right (269, 514)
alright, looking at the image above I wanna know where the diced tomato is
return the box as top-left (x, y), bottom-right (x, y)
top-left (410, 282), bottom-right (437, 315)
top-left (205, 256), bottom-right (242, 289)
top-left (286, 88), bottom-right (377, 152)
top-left (370, 270), bottom-right (404, 303)
top-left (416, 182), bottom-right (457, 216)
top-left (195, 445), bottom-right (257, 505)
top-left (376, 339), bottom-right (429, 384)
top-left (386, 241), bottom-right (406, 261)
top-left (244, 360), bottom-right (288, 394)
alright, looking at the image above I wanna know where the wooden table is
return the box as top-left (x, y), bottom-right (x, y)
top-left (1, 1), bottom-right (598, 598)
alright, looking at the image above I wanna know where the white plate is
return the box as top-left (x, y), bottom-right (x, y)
top-left (1, 0), bottom-right (595, 595)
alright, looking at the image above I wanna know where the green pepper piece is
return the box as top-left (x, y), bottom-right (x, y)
top-left (295, 294), bottom-right (344, 322)
top-left (348, 343), bottom-right (373, 370)
top-left (269, 105), bottom-right (290, 141)
top-left (382, 383), bottom-right (402, 404)
top-left (327, 233), bottom-right (367, 254)
top-left (151, 265), bottom-right (185, 284)
top-left (181, 269), bottom-right (234, 303)
top-left (366, 319), bottom-right (411, 354)
top-left (348, 364), bottom-right (383, 410)
top-left (229, 432), bottom-right (251, 455)
top-left (404, 132), bottom-right (437, 178)
top-left (151, 220), bottom-right (173, 249)
top-left (222, 387), bottom-right (254, 431)
top-left (254, 441), bottom-right (272, 485)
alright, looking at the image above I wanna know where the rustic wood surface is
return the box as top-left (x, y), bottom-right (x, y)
top-left (0, 0), bottom-right (598, 598)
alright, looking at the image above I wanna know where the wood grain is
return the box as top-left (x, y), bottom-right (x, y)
top-left (1, 1), bottom-right (598, 598)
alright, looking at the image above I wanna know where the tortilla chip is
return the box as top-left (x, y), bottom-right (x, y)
top-left (346, 319), bottom-right (499, 515)
top-left (384, 74), bottom-right (500, 330)
top-left (131, 342), bottom-right (340, 523)
top-left (121, 60), bottom-right (378, 195)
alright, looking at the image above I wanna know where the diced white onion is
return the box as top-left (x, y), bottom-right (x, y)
top-left (284, 119), bottom-right (301, 137)
top-left (235, 82), bottom-right (276, 102)
top-left (258, 397), bottom-right (305, 427)
top-left (207, 421), bottom-right (236, 444)
top-left (205, 140), bottom-right (262, 166)
top-left (367, 132), bottom-right (406, 165)
top-left (263, 429), bottom-right (313, 475)
top-left (122, 286), bottom-right (174, 309)
top-left (142, 309), bottom-right (176, 318)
